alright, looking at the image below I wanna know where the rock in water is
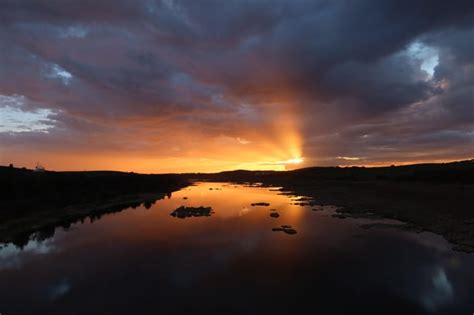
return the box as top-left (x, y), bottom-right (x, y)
top-left (283, 228), bottom-right (297, 235)
top-left (272, 225), bottom-right (297, 235)
top-left (251, 202), bottom-right (270, 206)
top-left (170, 206), bottom-right (213, 219)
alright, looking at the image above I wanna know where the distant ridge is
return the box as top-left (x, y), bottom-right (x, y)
top-left (186, 159), bottom-right (474, 184)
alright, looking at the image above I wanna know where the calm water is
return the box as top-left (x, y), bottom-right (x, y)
top-left (1, 182), bottom-right (473, 315)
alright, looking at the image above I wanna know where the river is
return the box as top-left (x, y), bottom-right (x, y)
top-left (1, 182), bottom-right (473, 314)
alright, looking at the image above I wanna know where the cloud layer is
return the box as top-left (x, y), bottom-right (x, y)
top-left (1, 0), bottom-right (473, 172)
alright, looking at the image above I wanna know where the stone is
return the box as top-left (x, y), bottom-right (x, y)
top-left (251, 202), bottom-right (270, 206)
top-left (170, 206), bottom-right (213, 219)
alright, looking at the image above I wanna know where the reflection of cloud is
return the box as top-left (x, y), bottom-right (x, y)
top-left (410, 232), bottom-right (451, 252)
top-left (238, 206), bottom-right (250, 216)
top-left (421, 268), bottom-right (454, 311)
top-left (49, 278), bottom-right (71, 300)
top-left (0, 239), bottom-right (56, 270)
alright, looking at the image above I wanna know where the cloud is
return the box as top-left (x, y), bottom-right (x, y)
top-left (0, 0), bottom-right (473, 171)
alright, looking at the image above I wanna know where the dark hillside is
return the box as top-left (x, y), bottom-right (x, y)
top-left (0, 166), bottom-right (188, 217)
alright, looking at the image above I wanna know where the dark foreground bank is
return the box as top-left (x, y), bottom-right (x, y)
top-left (189, 160), bottom-right (474, 252)
top-left (0, 166), bottom-right (189, 245)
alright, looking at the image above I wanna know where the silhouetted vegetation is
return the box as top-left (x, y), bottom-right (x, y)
top-left (0, 166), bottom-right (188, 217)
top-left (4, 196), bottom-right (162, 248)
top-left (0, 167), bottom-right (189, 245)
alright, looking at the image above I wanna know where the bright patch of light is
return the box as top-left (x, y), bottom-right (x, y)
top-left (337, 156), bottom-right (362, 161)
top-left (235, 157), bottom-right (304, 171)
top-left (0, 95), bottom-right (55, 133)
top-left (261, 157), bottom-right (304, 166)
top-left (407, 41), bottom-right (439, 77)
top-left (283, 157), bottom-right (304, 164)
top-left (45, 64), bottom-right (73, 85)
top-left (236, 137), bottom-right (251, 144)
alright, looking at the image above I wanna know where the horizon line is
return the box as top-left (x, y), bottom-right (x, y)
top-left (2, 158), bottom-right (473, 175)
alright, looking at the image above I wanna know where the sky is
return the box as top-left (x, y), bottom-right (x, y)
top-left (0, 0), bottom-right (473, 173)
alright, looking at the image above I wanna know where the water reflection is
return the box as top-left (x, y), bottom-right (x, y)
top-left (421, 268), bottom-right (454, 311)
top-left (0, 182), bottom-right (473, 315)
top-left (0, 239), bottom-right (56, 270)
top-left (48, 278), bottom-right (71, 301)
top-left (3, 194), bottom-right (168, 248)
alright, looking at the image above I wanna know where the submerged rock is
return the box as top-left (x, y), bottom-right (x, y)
top-left (283, 228), bottom-right (297, 235)
top-left (270, 212), bottom-right (280, 218)
top-left (293, 202), bottom-right (316, 206)
top-left (251, 202), bottom-right (270, 206)
top-left (170, 206), bottom-right (213, 219)
top-left (292, 197), bottom-right (312, 202)
top-left (272, 225), bottom-right (297, 235)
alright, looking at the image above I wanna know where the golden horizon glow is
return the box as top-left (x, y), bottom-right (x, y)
top-left (4, 96), bottom-right (470, 173)
top-left (282, 157), bottom-right (304, 165)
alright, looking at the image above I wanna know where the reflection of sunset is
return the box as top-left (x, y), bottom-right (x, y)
top-left (100, 182), bottom-right (309, 242)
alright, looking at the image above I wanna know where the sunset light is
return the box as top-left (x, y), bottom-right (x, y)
top-left (1, 2), bottom-right (474, 314)
top-left (283, 157), bottom-right (304, 165)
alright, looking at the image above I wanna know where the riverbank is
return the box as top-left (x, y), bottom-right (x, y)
top-left (276, 180), bottom-right (474, 252)
top-left (0, 166), bottom-right (189, 246)
top-left (0, 192), bottom-right (174, 247)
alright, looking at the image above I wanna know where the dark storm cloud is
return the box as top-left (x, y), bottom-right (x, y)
top-left (1, 0), bottom-right (473, 168)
